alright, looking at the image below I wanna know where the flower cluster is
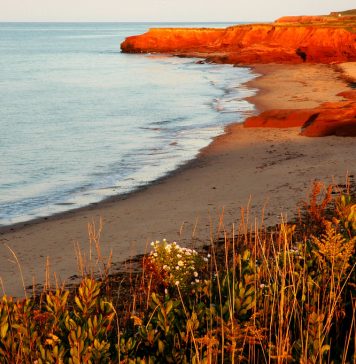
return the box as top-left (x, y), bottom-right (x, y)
top-left (147, 239), bottom-right (209, 291)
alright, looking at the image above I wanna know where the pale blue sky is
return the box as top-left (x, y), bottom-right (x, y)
top-left (1, 0), bottom-right (353, 22)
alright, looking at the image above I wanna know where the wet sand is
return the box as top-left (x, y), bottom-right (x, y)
top-left (1, 63), bottom-right (355, 298)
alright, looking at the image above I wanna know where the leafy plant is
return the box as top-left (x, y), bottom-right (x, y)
top-left (0, 181), bottom-right (355, 363)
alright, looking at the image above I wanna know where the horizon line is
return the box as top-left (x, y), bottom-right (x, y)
top-left (0, 20), bottom-right (269, 24)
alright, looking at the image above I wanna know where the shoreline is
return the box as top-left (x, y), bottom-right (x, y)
top-left (0, 63), bottom-right (256, 234)
top-left (1, 62), bottom-right (353, 235)
top-left (1, 63), bottom-right (356, 298)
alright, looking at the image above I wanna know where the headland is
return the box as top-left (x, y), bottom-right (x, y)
top-left (121, 11), bottom-right (356, 137)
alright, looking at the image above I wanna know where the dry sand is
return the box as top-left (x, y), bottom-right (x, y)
top-left (246, 63), bottom-right (350, 111)
top-left (1, 63), bottom-right (355, 298)
top-left (337, 62), bottom-right (356, 83)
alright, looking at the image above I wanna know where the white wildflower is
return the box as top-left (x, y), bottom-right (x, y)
top-left (194, 271), bottom-right (198, 277)
top-left (176, 266), bottom-right (180, 270)
top-left (175, 281), bottom-right (180, 286)
top-left (195, 279), bottom-right (200, 283)
top-left (207, 254), bottom-right (211, 258)
top-left (178, 260), bottom-right (184, 267)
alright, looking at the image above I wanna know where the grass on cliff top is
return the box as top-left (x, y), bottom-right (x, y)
top-left (330, 9), bottom-right (356, 16)
top-left (225, 20), bottom-right (356, 32)
top-left (0, 179), bottom-right (355, 363)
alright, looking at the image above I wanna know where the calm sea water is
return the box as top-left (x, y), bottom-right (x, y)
top-left (0, 22), bottom-right (256, 226)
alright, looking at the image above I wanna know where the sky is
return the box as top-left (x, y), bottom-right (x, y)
top-left (1, 0), bottom-right (353, 22)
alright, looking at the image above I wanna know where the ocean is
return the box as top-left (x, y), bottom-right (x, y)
top-left (0, 22), bottom-right (256, 226)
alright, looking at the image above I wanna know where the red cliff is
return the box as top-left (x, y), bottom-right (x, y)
top-left (244, 91), bottom-right (356, 137)
top-left (121, 21), bottom-right (356, 64)
top-left (121, 15), bottom-right (356, 137)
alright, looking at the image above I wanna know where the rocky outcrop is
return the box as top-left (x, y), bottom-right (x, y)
top-left (121, 15), bottom-right (356, 137)
top-left (244, 91), bottom-right (356, 137)
top-left (121, 21), bottom-right (356, 64)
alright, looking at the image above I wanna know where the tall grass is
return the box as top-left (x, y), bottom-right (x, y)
top-left (0, 181), bottom-right (355, 363)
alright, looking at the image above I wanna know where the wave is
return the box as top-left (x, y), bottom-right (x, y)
top-left (0, 23), bottom-right (257, 226)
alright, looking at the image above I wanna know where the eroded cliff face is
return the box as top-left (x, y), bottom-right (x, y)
top-left (244, 91), bottom-right (356, 137)
top-left (121, 23), bottom-right (356, 64)
top-left (120, 17), bottom-right (356, 137)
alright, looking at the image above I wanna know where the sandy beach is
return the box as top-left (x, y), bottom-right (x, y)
top-left (1, 63), bottom-right (355, 298)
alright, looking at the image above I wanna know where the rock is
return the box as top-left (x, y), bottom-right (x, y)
top-left (244, 100), bottom-right (356, 137)
top-left (301, 104), bottom-right (356, 137)
top-left (337, 90), bottom-right (356, 101)
top-left (120, 16), bottom-right (356, 136)
top-left (244, 109), bottom-right (313, 128)
top-left (120, 23), bottom-right (356, 64)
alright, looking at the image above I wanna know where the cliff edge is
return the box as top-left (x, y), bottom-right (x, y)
top-left (121, 14), bottom-right (356, 64)
top-left (121, 14), bottom-right (356, 137)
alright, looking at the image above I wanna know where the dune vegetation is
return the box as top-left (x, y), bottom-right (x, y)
top-left (0, 180), bottom-right (355, 363)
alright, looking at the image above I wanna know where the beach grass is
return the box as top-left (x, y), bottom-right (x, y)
top-left (0, 180), bottom-right (355, 363)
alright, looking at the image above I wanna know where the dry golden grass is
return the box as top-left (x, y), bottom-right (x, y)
top-left (0, 180), bottom-right (355, 363)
